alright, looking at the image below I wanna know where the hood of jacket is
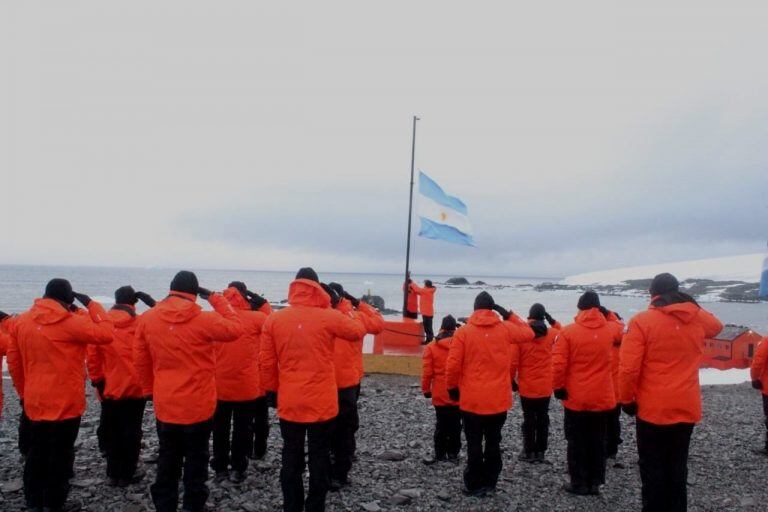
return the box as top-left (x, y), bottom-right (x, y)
top-left (574, 308), bottom-right (607, 329)
top-left (109, 306), bottom-right (136, 328)
top-left (651, 300), bottom-right (701, 324)
top-left (432, 335), bottom-right (452, 351)
top-left (223, 287), bottom-right (251, 311)
top-left (29, 298), bottom-right (71, 325)
top-left (288, 279), bottom-right (331, 308)
top-left (467, 309), bottom-right (502, 327)
top-left (156, 292), bottom-right (202, 324)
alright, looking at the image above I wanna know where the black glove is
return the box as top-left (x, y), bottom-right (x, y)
top-left (134, 292), bottom-right (156, 308)
top-left (91, 379), bottom-right (106, 399)
top-left (512, 380), bottom-right (519, 392)
top-left (492, 304), bottom-right (511, 321)
top-left (245, 290), bottom-right (268, 310)
top-left (544, 312), bottom-right (556, 326)
top-left (321, 283), bottom-right (341, 308)
top-left (0, 310), bottom-right (8, 322)
top-left (622, 402), bottom-right (638, 416)
top-left (342, 291), bottom-right (360, 308)
top-left (197, 287), bottom-right (212, 300)
top-left (423, 391), bottom-right (432, 399)
top-left (72, 292), bottom-right (92, 306)
top-left (554, 388), bottom-right (568, 401)
top-left (266, 391), bottom-right (278, 409)
top-left (752, 380), bottom-right (763, 390)
top-left (448, 388), bottom-right (460, 402)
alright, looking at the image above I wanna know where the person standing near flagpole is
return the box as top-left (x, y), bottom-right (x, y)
top-left (410, 279), bottom-right (436, 343)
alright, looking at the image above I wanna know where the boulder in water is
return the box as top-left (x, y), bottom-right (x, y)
top-left (446, 277), bottom-right (470, 285)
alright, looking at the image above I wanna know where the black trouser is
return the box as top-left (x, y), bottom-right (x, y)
top-left (423, 315), bottom-right (434, 342)
top-left (404, 310), bottom-right (418, 320)
top-left (762, 394), bottom-right (768, 450)
top-left (606, 405), bottom-right (622, 458)
top-left (636, 419), bottom-right (694, 512)
top-left (212, 399), bottom-right (256, 473)
top-left (520, 396), bottom-right (550, 454)
top-left (563, 408), bottom-right (608, 488)
top-left (279, 418), bottom-right (334, 512)
top-left (434, 405), bottom-right (462, 458)
top-left (252, 396), bottom-right (269, 459)
top-left (151, 418), bottom-right (213, 512)
top-left (102, 398), bottom-right (146, 480)
top-left (330, 387), bottom-right (359, 482)
top-left (97, 401), bottom-right (107, 453)
top-left (18, 407), bottom-right (32, 457)
top-left (23, 416), bottom-right (81, 510)
top-left (462, 411), bottom-right (506, 492)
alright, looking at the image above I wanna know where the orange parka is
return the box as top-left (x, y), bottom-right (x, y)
top-left (333, 298), bottom-right (383, 389)
top-left (404, 282), bottom-right (419, 315)
top-left (86, 305), bottom-right (146, 400)
top-left (552, 308), bottom-right (620, 412)
top-left (751, 337), bottom-right (768, 395)
top-left (422, 334), bottom-right (458, 407)
top-left (134, 292), bottom-right (243, 425)
top-left (411, 283), bottom-right (436, 317)
top-left (6, 299), bottom-right (113, 421)
top-left (445, 310), bottom-right (523, 415)
top-left (215, 287), bottom-right (268, 402)
top-left (259, 279), bottom-right (367, 423)
top-left (619, 301), bottom-right (723, 425)
top-left (515, 320), bottom-right (559, 399)
top-left (604, 311), bottom-right (626, 402)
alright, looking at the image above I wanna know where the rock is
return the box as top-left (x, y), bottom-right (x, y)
top-left (361, 295), bottom-right (385, 310)
top-left (241, 503), bottom-right (260, 512)
top-left (70, 478), bottom-right (99, 488)
top-left (0, 479), bottom-right (23, 493)
top-left (377, 449), bottom-right (406, 461)
top-left (399, 488), bottom-right (422, 498)
top-left (446, 277), bottom-right (470, 285)
top-left (388, 493), bottom-right (412, 505)
top-left (740, 495), bottom-right (756, 507)
top-left (407, 440), bottom-right (421, 448)
top-left (473, 280), bottom-right (487, 285)
top-left (360, 502), bottom-right (382, 512)
top-left (436, 489), bottom-right (451, 501)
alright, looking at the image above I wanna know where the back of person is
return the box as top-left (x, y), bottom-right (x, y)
top-left (334, 298), bottom-right (383, 389)
top-left (423, 336), bottom-right (456, 406)
top-left (135, 291), bottom-right (242, 425)
top-left (447, 309), bottom-right (517, 415)
top-left (620, 300), bottom-right (721, 424)
top-left (553, 308), bottom-right (617, 412)
top-left (92, 307), bottom-right (144, 400)
top-left (9, 298), bottom-right (113, 421)
top-left (215, 287), bottom-right (267, 401)
top-left (517, 325), bottom-right (557, 399)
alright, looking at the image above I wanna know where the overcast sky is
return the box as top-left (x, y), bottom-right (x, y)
top-left (1, 1), bottom-right (767, 277)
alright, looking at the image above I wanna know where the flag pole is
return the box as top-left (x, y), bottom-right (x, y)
top-left (403, 115), bottom-right (419, 316)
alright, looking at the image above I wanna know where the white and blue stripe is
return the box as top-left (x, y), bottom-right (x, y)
top-left (417, 172), bottom-right (476, 247)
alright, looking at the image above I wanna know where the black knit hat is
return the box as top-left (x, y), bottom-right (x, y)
top-left (295, 267), bottom-right (319, 283)
top-left (115, 286), bottom-right (137, 306)
top-left (45, 278), bottom-right (74, 305)
top-left (328, 282), bottom-right (344, 297)
top-left (474, 291), bottom-right (495, 311)
top-left (228, 281), bottom-right (247, 293)
top-left (425, 280), bottom-right (433, 287)
top-left (440, 314), bottom-right (457, 331)
top-left (650, 273), bottom-right (680, 296)
top-left (577, 291), bottom-right (601, 311)
top-left (528, 303), bottom-right (546, 321)
top-left (170, 271), bottom-right (199, 295)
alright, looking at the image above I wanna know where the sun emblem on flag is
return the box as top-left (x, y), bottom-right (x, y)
top-left (440, 211), bottom-right (447, 222)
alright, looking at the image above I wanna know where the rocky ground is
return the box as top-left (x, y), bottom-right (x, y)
top-left (2, 376), bottom-right (768, 511)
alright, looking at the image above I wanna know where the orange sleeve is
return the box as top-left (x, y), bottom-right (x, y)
top-left (61, 301), bottom-right (114, 345)
top-left (751, 337), bottom-right (768, 382)
top-left (446, 329), bottom-right (465, 390)
top-left (552, 321), bottom-right (563, 331)
top-left (504, 314), bottom-right (535, 343)
top-left (696, 308), bottom-right (723, 339)
top-left (409, 283), bottom-right (424, 294)
top-left (329, 310), bottom-right (367, 342)
top-left (259, 316), bottom-right (278, 393)
top-left (258, 302), bottom-right (274, 315)
top-left (133, 319), bottom-right (154, 396)
top-left (6, 327), bottom-right (24, 399)
top-left (618, 318), bottom-right (647, 404)
top-left (200, 293), bottom-right (244, 342)
top-left (510, 341), bottom-right (520, 383)
top-left (86, 344), bottom-right (105, 383)
top-left (357, 302), bottom-right (384, 335)
top-left (421, 345), bottom-right (434, 394)
top-left (551, 331), bottom-right (570, 390)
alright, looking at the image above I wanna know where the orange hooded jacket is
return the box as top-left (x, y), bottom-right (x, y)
top-left (86, 305), bottom-right (146, 400)
top-left (422, 334), bottom-right (458, 407)
top-left (411, 283), bottom-right (436, 317)
top-left (215, 287), bottom-right (268, 401)
top-left (604, 311), bottom-right (626, 402)
top-left (6, 299), bottom-right (113, 421)
top-left (619, 301), bottom-right (723, 425)
top-left (751, 337), bottom-right (768, 395)
top-left (515, 321), bottom-right (559, 399)
top-left (446, 310), bottom-right (521, 415)
top-left (404, 282), bottom-right (419, 314)
top-left (134, 292), bottom-right (243, 425)
top-left (552, 308), bottom-right (619, 412)
top-left (259, 279), bottom-right (367, 423)
top-left (333, 298), bottom-right (383, 389)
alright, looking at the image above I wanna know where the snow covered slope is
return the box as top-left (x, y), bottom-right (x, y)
top-left (564, 254), bottom-right (764, 286)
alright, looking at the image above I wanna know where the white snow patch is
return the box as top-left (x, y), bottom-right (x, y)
top-left (564, 254), bottom-right (764, 286)
top-left (699, 368), bottom-right (751, 385)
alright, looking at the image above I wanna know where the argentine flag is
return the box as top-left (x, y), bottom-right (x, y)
top-left (417, 172), bottom-right (475, 247)
top-left (760, 254), bottom-right (768, 300)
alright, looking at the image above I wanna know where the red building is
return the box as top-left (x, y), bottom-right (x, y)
top-left (702, 324), bottom-right (763, 370)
